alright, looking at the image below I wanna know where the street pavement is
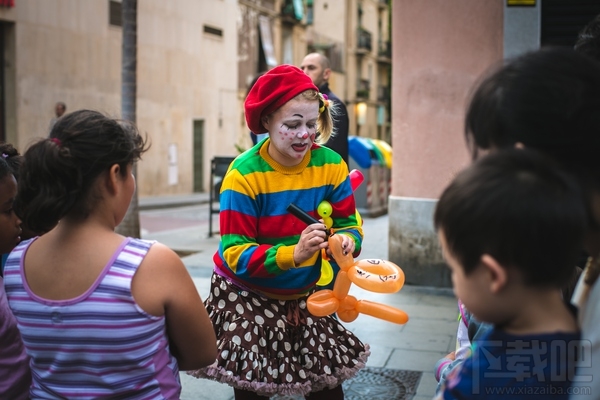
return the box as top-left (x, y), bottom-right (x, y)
top-left (139, 195), bottom-right (457, 400)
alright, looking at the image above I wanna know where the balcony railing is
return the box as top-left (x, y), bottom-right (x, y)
top-left (357, 28), bottom-right (372, 52)
top-left (377, 85), bottom-right (390, 103)
top-left (378, 40), bottom-right (391, 58)
top-left (357, 79), bottom-right (370, 99)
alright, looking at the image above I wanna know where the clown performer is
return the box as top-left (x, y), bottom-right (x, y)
top-left (189, 65), bottom-right (369, 400)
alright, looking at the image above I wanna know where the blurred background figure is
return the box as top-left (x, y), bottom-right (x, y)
top-left (49, 101), bottom-right (67, 130)
top-left (301, 53), bottom-right (349, 165)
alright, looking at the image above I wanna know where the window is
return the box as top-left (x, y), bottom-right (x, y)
top-left (109, 1), bottom-right (122, 27)
top-left (203, 25), bottom-right (223, 37)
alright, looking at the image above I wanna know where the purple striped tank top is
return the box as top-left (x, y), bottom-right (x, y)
top-left (4, 237), bottom-right (181, 399)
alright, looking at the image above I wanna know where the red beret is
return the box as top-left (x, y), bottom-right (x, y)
top-left (245, 65), bottom-right (319, 134)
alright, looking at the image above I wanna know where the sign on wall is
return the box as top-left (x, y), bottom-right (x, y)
top-left (507, 0), bottom-right (536, 6)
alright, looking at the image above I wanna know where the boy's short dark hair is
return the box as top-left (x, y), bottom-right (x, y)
top-left (434, 149), bottom-right (587, 287)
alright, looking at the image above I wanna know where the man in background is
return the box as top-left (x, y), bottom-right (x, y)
top-left (49, 101), bottom-right (67, 131)
top-left (301, 53), bottom-right (349, 164)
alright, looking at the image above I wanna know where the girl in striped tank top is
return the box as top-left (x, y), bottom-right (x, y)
top-left (4, 110), bottom-right (217, 399)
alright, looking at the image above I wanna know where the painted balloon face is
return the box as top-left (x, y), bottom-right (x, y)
top-left (262, 98), bottom-right (319, 167)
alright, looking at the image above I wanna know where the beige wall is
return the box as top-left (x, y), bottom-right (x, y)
top-left (2, 0), bottom-right (238, 197)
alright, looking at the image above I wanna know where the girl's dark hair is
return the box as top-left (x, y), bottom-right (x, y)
top-left (15, 110), bottom-right (149, 233)
top-left (465, 47), bottom-right (600, 175)
top-left (434, 149), bottom-right (587, 288)
top-left (465, 47), bottom-right (600, 230)
top-left (0, 142), bottom-right (23, 180)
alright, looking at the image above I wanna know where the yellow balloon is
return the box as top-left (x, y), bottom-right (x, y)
top-left (323, 216), bottom-right (333, 229)
top-left (316, 259), bottom-right (334, 286)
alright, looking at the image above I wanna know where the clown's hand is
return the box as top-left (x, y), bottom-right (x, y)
top-left (294, 223), bottom-right (328, 265)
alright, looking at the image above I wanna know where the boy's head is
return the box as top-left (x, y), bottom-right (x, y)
top-left (434, 150), bottom-right (586, 321)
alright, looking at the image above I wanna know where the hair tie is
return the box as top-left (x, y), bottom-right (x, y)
top-left (318, 92), bottom-right (330, 113)
top-left (1, 153), bottom-right (7, 158)
top-left (50, 138), bottom-right (61, 146)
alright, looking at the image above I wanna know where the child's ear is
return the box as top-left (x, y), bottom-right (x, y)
top-left (105, 164), bottom-right (121, 195)
top-left (480, 254), bottom-right (508, 294)
top-left (261, 116), bottom-right (269, 130)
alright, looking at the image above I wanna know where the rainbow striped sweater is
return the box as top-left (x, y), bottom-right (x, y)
top-left (214, 139), bottom-right (363, 299)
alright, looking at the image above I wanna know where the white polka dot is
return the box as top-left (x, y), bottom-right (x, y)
top-left (329, 338), bottom-right (335, 345)
top-left (286, 373), bottom-right (293, 382)
top-left (299, 370), bottom-right (306, 379)
top-left (303, 330), bottom-right (310, 338)
top-left (241, 321), bottom-right (249, 329)
top-left (252, 298), bottom-right (261, 306)
top-left (246, 303), bottom-right (253, 311)
top-left (231, 352), bottom-right (237, 361)
top-left (255, 315), bottom-right (265, 325)
top-left (272, 369), bottom-right (278, 378)
top-left (242, 361), bottom-right (248, 369)
top-left (229, 322), bottom-right (237, 331)
top-left (236, 304), bottom-right (244, 314)
top-left (284, 342), bottom-right (291, 351)
top-left (306, 317), bottom-right (313, 325)
top-left (218, 300), bottom-right (226, 309)
top-left (253, 360), bottom-right (259, 368)
top-left (327, 350), bottom-right (332, 358)
top-left (246, 371), bottom-right (253, 380)
top-left (278, 351), bottom-right (284, 358)
top-left (319, 333), bottom-right (327, 342)
top-left (244, 332), bottom-right (252, 342)
top-left (348, 338), bottom-right (355, 346)
top-left (301, 348), bottom-right (309, 354)
top-left (279, 364), bottom-right (285, 373)
top-left (232, 336), bottom-right (241, 345)
top-left (259, 338), bottom-right (266, 347)
top-left (309, 339), bottom-right (315, 347)
top-left (221, 350), bottom-right (229, 359)
top-left (268, 331), bottom-right (274, 340)
top-left (264, 309), bottom-right (274, 318)
top-left (272, 304), bottom-right (279, 311)
top-left (251, 345), bottom-right (259, 353)
top-left (253, 326), bottom-right (259, 334)
top-left (305, 359), bottom-right (313, 368)
top-left (272, 342), bottom-right (278, 350)
top-left (214, 287), bottom-right (220, 296)
top-left (277, 332), bottom-right (283, 340)
top-left (276, 320), bottom-right (285, 328)
top-left (324, 365), bottom-right (331, 374)
top-left (228, 292), bottom-right (238, 302)
top-left (343, 355), bottom-right (349, 363)
top-left (223, 322), bottom-right (230, 331)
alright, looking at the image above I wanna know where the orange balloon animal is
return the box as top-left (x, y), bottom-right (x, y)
top-left (307, 234), bottom-right (409, 324)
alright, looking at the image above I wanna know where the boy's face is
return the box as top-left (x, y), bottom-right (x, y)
top-left (438, 230), bottom-right (497, 323)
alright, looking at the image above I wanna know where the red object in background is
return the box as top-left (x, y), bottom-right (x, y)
top-left (0, 0), bottom-right (14, 7)
top-left (349, 169), bottom-right (364, 192)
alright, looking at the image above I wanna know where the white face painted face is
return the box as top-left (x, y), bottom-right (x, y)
top-left (263, 97), bottom-right (319, 167)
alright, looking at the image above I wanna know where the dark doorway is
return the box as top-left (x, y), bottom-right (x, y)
top-left (541, 0), bottom-right (600, 47)
top-left (193, 119), bottom-right (204, 192)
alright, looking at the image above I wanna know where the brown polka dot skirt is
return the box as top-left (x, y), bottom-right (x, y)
top-left (188, 273), bottom-right (370, 397)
